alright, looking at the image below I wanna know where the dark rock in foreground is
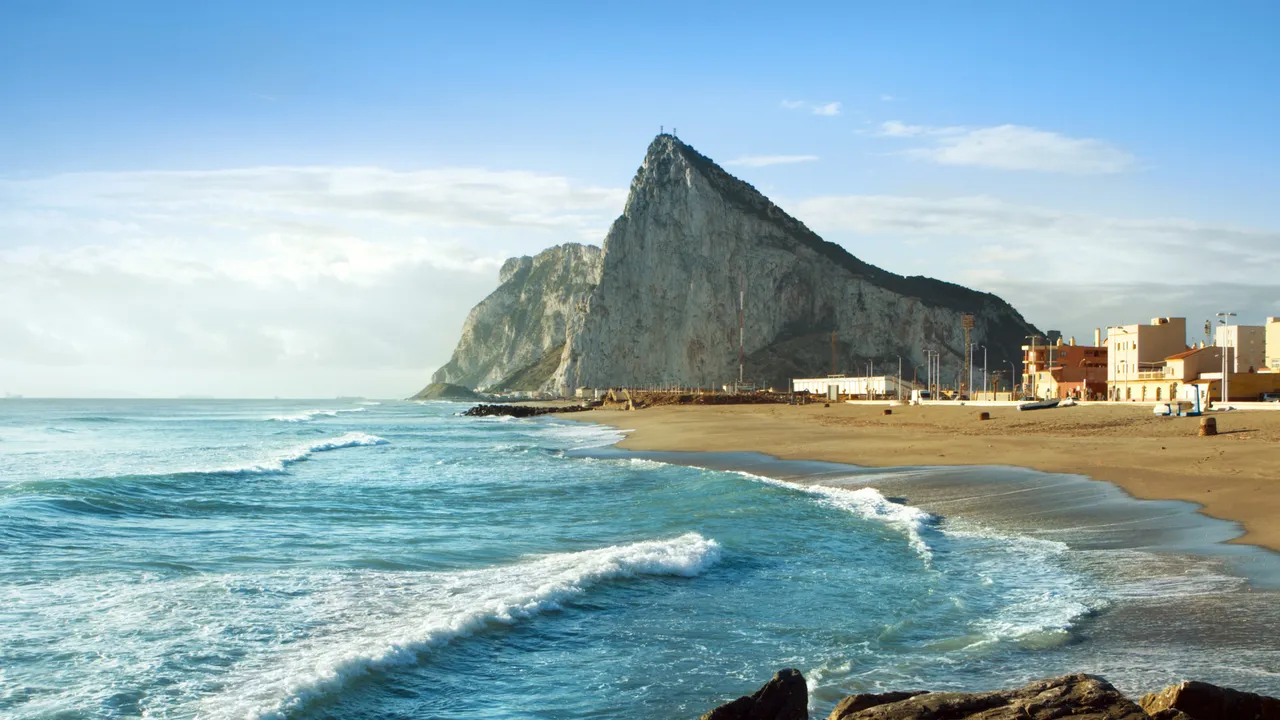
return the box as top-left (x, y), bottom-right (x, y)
top-left (1139, 680), bottom-right (1280, 719)
top-left (700, 671), bottom-right (1280, 720)
top-left (462, 403), bottom-right (592, 418)
top-left (827, 674), bottom-right (1146, 719)
top-left (700, 668), bottom-right (808, 720)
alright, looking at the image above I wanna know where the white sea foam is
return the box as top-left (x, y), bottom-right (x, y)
top-left (201, 533), bottom-right (720, 719)
top-left (940, 523), bottom-right (1099, 648)
top-left (739, 472), bottom-right (935, 561)
top-left (539, 420), bottom-right (628, 450)
top-left (268, 408), bottom-right (367, 422)
top-left (221, 432), bottom-right (389, 475)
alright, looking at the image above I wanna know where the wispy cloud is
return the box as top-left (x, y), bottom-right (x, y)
top-left (725, 155), bottom-right (819, 167)
top-left (794, 193), bottom-right (1280, 335)
top-left (794, 194), bottom-right (1280, 283)
top-left (874, 121), bottom-right (1134, 174)
top-left (0, 165), bottom-right (629, 397)
top-left (780, 99), bottom-right (842, 116)
top-left (874, 120), bottom-right (963, 138)
top-left (879, 94), bottom-right (899, 102)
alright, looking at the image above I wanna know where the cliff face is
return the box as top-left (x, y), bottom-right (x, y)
top-left (431, 135), bottom-right (1038, 393)
top-left (426, 243), bottom-right (601, 392)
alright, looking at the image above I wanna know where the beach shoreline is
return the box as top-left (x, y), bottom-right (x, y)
top-left (571, 402), bottom-right (1280, 553)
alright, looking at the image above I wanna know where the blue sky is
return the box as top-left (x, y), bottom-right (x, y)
top-left (2, 1), bottom-right (1279, 396)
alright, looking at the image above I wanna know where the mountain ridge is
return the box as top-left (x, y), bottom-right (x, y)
top-left (426, 134), bottom-right (1037, 394)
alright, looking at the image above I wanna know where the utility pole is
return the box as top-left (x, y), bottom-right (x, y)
top-left (961, 314), bottom-right (975, 398)
top-left (831, 330), bottom-right (838, 376)
top-left (897, 356), bottom-right (902, 401)
top-left (738, 274), bottom-right (745, 387)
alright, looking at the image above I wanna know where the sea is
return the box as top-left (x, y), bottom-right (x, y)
top-left (1, 399), bottom-right (1278, 719)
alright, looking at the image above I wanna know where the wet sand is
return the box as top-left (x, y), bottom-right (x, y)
top-left (577, 403), bottom-right (1280, 552)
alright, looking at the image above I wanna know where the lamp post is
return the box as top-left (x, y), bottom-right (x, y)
top-left (1216, 312), bottom-right (1237, 404)
top-left (981, 346), bottom-right (988, 399)
top-left (897, 356), bottom-right (902, 401)
top-left (1024, 334), bottom-right (1043, 399)
top-left (1003, 359), bottom-right (1015, 395)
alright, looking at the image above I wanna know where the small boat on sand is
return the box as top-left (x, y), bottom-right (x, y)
top-left (1017, 398), bottom-right (1061, 411)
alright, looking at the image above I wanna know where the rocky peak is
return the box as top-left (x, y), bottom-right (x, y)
top-left (429, 134), bottom-right (1039, 394)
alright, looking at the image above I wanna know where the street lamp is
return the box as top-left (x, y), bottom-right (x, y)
top-left (1105, 325), bottom-right (1132, 402)
top-left (1024, 334), bottom-right (1043, 398)
top-left (896, 355), bottom-right (903, 401)
top-left (1216, 312), bottom-right (1237, 404)
top-left (1003, 359), bottom-right (1015, 396)
top-left (981, 345), bottom-right (988, 399)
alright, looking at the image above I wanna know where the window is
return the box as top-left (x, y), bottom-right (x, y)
top-left (1155, 387), bottom-right (1162, 401)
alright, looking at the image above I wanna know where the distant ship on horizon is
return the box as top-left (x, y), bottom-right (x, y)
top-left (2, 393), bottom-right (23, 399)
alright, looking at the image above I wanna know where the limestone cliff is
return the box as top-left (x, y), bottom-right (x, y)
top-left (431, 135), bottom-right (1038, 393)
top-left (427, 243), bottom-right (601, 392)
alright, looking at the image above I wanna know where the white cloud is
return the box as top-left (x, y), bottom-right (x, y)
top-left (725, 155), bottom-right (820, 167)
top-left (793, 193), bottom-right (1280, 341)
top-left (875, 122), bottom-right (1134, 174)
top-left (780, 100), bottom-right (842, 116)
top-left (874, 120), bottom-right (963, 138)
top-left (0, 166), bottom-right (626, 397)
top-left (880, 94), bottom-right (899, 102)
top-left (794, 194), bottom-right (1280, 283)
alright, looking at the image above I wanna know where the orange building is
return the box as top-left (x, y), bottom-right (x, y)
top-left (1022, 336), bottom-right (1108, 400)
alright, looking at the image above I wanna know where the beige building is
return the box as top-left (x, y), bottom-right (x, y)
top-left (1106, 317), bottom-right (1188, 401)
top-left (1214, 324), bottom-right (1267, 373)
top-left (1267, 317), bottom-right (1280, 372)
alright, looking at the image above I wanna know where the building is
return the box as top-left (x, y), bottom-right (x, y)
top-left (1106, 317), bottom-right (1188, 402)
top-left (791, 375), bottom-right (910, 400)
top-left (1214, 324), bottom-right (1266, 373)
top-left (1021, 336), bottom-right (1108, 399)
top-left (1266, 317), bottom-right (1280, 371)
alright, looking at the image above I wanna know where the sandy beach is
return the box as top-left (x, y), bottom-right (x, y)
top-left (579, 403), bottom-right (1280, 552)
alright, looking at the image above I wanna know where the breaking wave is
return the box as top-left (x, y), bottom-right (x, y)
top-left (201, 533), bottom-right (720, 719)
top-left (739, 472), bottom-right (935, 561)
top-left (216, 432), bottom-right (389, 475)
top-left (268, 408), bottom-right (367, 423)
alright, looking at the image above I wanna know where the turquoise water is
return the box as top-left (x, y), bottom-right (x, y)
top-left (1, 399), bottom-right (1276, 719)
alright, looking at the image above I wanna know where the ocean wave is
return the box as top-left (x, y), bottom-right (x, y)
top-left (539, 421), bottom-right (628, 450)
top-left (201, 532), bottom-right (721, 720)
top-left (268, 408), bottom-right (367, 423)
top-left (941, 524), bottom-right (1100, 649)
top-left (739, 472), bottom-right (935, 561)
top-left (219, 432), bottom-right (388, 475)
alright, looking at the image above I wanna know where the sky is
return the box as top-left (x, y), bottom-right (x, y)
top-left (2, 1), bottom-right (1278, 398)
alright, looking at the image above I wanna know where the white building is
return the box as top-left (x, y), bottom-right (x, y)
top-left (1215, 324), bottom-right (1267, 373)
top-left (1107, 317), bottom-right (1187, 401)
top-left (791, 375), bottom-right (909, 399)
top-left (1267, 318), bottom-right (1280, 371)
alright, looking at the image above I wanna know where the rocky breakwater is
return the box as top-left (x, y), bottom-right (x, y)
top-left (700, 670), bottom-right (1279, 720)
top-left (462, 403), bottom-right (594, 419)
top-left (429, 134), bottom-right (1039, 396)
